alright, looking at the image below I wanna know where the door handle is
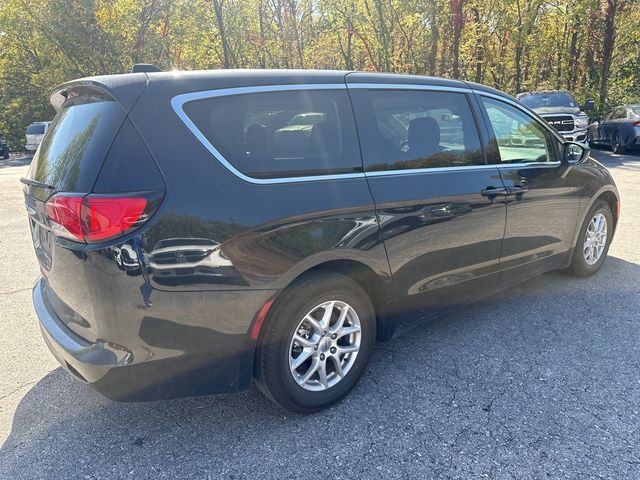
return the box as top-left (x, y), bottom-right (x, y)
top-left (481, 187), bottom-right (509, 197)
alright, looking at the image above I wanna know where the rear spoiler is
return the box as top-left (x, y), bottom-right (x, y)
top-left (50, 74), bottom-right (148, 113)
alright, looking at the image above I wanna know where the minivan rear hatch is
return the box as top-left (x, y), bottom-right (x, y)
top-left (23, 86), bottom-right (128, 269)
top-left (23, 77), bottom-right (162, 342)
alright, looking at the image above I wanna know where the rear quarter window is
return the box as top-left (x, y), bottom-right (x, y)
top-left (28, 99), bottom-right (125, 192)
top-left (181, 89), bottom-right (362, 179)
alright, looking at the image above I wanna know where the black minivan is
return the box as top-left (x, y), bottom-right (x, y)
top-left (22, 69), bottom-right (619, 413)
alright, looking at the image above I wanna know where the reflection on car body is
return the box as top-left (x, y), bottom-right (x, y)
top-left (148, 238), bottom-right (247, 287)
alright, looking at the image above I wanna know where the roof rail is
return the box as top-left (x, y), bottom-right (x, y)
top-left (131, 63), bottom-right (162, 73)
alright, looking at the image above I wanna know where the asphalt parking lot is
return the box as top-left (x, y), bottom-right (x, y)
top-left (1, 149), bottom-right (639, 479)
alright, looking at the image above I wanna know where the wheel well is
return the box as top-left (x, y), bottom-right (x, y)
top-left (597, 191), bottom-right (619, 231)
top-left (289, 260), bottom-right (392, 341)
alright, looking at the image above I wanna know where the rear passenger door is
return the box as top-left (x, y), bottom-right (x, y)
top-left (347, 80), bottom-right (507, 322)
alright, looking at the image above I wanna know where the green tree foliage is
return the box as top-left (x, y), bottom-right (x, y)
top-left (0, 0), bottom-right (638, 149)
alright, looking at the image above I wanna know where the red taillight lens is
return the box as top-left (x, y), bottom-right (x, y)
top-left (84, 196), bottom-right (147, 241)
top-left (45, 195), bottom-right (84, 240)
top-left (632, 120), bottom-right (640, 127)
top-left (45, 194), bottom-right (149, 243)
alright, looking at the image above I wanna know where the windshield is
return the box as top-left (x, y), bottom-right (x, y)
top-left (287, 112), bottom-right (325, 126)
top-left (26, 124), bottom-right (46, 135)
top-left (518, 92), bottom-right (577, 109)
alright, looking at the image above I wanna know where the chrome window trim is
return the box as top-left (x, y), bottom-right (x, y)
top-left (347, 83), bottom-right (471, 94)
top-left (495, 161), bottom-right (562, 168)
top-left (366, 164), bottom-right (498, 177)
top-left (171, 82), bottom-right (555, 185)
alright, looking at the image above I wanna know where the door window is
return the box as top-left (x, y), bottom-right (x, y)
top-left (480, 97), bottom-right (558, 164)
top-left (353, 89), bottom-right (484, 172)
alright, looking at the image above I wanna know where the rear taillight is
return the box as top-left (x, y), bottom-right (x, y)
top-left (45, 194), bottom-right (152, 243)
top-left (632, 120), bottom-right (640, 127)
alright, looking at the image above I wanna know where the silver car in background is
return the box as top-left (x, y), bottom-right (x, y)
top-left (25, 121), bottom-right (51, 152)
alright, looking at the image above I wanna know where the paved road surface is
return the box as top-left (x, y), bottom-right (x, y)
top-left (1, 149), bottom-right (639, 479)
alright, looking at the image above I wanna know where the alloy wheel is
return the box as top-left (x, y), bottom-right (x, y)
top-left (289, 300), bottom-right (361, 392)
top-left (583, 212), bottom-right (607, 266)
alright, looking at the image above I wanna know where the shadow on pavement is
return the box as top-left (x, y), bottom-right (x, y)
top-left (2, 256), bottom-right (640, 478)
top-left (590, 146), bottom-right (640, 169)
top-left (0, 156), bottom-right (33, 169)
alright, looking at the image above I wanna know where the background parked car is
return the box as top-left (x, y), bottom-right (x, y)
top-left (588, 105), bottom-right (640, 153)
top-left (25, 121), bottom-right (51, 152)
top-left (0, 135), bottom-right (9, 159)
top-left (516, 90), bottom-right (594, 146)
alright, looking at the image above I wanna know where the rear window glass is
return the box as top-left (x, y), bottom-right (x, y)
top-left (182, 89), bottom-right (362, 179)
top-left (27, 124), bottom-right (46, 135)
top-left (28, 99), bottom-right (125, 192)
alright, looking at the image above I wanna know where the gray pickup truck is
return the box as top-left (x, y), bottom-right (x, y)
top-left (516, 90), bottom-right (594, 146)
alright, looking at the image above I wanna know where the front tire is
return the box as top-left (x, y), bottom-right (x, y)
top-left (568, 200), bottom-right (613, 277)
top-left (255, 271), bottom-right (376, 413)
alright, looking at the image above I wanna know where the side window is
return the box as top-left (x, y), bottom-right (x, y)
top-left (182, 89), bottom-right (361, 179)
top-left (354, 89), bottom-right (484, 172)
top-left (480, 97), bottom-right (558, 164)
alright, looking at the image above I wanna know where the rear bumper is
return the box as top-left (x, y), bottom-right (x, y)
top-left (33, 277), bottom-right (262, 401)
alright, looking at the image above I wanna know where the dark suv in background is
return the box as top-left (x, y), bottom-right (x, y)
top-left (22, 69), bottom-right (619, 412)
top-left (0, 135), bottom-right (9, 159)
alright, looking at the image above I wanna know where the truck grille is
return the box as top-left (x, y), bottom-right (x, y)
top-left (543, 115), bottom-right (574, 132)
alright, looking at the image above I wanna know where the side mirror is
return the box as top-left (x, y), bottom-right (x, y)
top-left (582, 99), bottom-right (595, 111)
top-left (562, 141), bottom-right (589, 164)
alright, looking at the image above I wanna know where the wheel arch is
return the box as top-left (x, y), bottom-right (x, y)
top-left (572, 186), bottom-right (620, 249)
top-left (269, 259), bottom-right (397, 342)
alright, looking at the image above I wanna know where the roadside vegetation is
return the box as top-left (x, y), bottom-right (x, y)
top-left (0, 0), bottom-right (638, 150)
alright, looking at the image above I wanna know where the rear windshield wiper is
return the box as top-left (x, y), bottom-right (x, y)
top-left (20, 177), bottom-right (55, 190)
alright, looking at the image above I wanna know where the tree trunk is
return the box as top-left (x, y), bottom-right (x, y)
top-left (426, 5), bottom-right (439, 75)
top-left (212, 0), bottom-right (232, 68)
top-left (471, 7), bottom-right (483, 83)
top-left (599, 0), bottom-right (617, 108)
top-left (450, 0), bottom-right (465, 78)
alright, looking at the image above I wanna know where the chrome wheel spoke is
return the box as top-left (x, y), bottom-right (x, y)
top-left (299, 357), bottom-right (320, 385)
top-left (291, 349), bottom-right (312, 371)
top-left (331, 355), bottom-right (344, 378)
top-left (293, 334), bottom-right (315, 348)
top-left (317, 361), bottom-right (328, 389)
top-left (338, 325), bottom-right (361, 338)
top-left (302, 314), bottom-right (323, 335)
top-left (319, 301), bottom-right (335, 330)
top-left (331, 305), bottom-right (349, 334)
top-left (337, 344), bottom-right (358, 355)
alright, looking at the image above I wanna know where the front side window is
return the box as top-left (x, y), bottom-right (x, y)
top-left (481, 97), bottom-right (558, 164)
top-left (354, 89), bottom-right (484, 172)
top-left (182, 89), bottom-right (361, 179)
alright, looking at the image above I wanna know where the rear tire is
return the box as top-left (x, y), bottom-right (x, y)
top-left (568, 200), bottom-right (613, 277)
top-left (611, 132), bottom-right (625, 154)
top-left (255, 271), bottom-right (376, 413)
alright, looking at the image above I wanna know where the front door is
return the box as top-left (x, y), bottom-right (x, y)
top-left (476, 94), bottom-right (582, 287)
top-left (347, 81), bottom-right (507, 323)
